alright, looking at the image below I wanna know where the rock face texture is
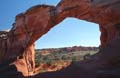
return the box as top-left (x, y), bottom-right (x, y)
top-left (0, 0), bottom-right (120, 78)
top-left (0, 5), bottom-right (58, 77)
top-left (56, 0), bottom-right (120, 47)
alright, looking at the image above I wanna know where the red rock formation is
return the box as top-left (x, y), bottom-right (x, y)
top-left (56, 0), bottom-right (120, 47)
top-left (0, 0), bottom-right (120, 78)
top-left (33, 0), bottom-right (120, 78)
top-left (0, 5), bottom-right (58, 77)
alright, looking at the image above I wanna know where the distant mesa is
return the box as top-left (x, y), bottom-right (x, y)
top-left (36, 46), bottom-right (99, 53)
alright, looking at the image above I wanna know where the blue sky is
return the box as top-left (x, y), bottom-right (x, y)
top-left (0, 0), bottom-right (100, 49)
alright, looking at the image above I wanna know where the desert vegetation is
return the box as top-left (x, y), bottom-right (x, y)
top-left (35, 46), bottom-right (98, 73)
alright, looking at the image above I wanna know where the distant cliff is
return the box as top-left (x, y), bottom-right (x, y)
top-left (35, 46), bottom-right (99, 53)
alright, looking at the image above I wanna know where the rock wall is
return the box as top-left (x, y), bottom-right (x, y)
top-left (0, 0), bottom-right (120, 78)
top-left (56, 0), bottom-right (120, 47)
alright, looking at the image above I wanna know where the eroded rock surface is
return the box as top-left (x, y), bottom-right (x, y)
top-left (0, 0), bottom-right (120, 78)
top-left (56, 0), bottom-right (120, 47)
top-left (0, 5), bottom-right (57, 77)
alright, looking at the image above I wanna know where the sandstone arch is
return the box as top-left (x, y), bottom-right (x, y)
top-left (0, 0), bottom-right (120, 78)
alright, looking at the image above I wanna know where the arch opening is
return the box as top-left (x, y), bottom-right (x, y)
top-left (35, 18), bottom-right (100, 73)
top-left (35, 18), bottom-right (100, 49)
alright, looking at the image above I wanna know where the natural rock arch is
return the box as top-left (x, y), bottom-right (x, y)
top-left (0, 0), bottom-right (120, 78)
